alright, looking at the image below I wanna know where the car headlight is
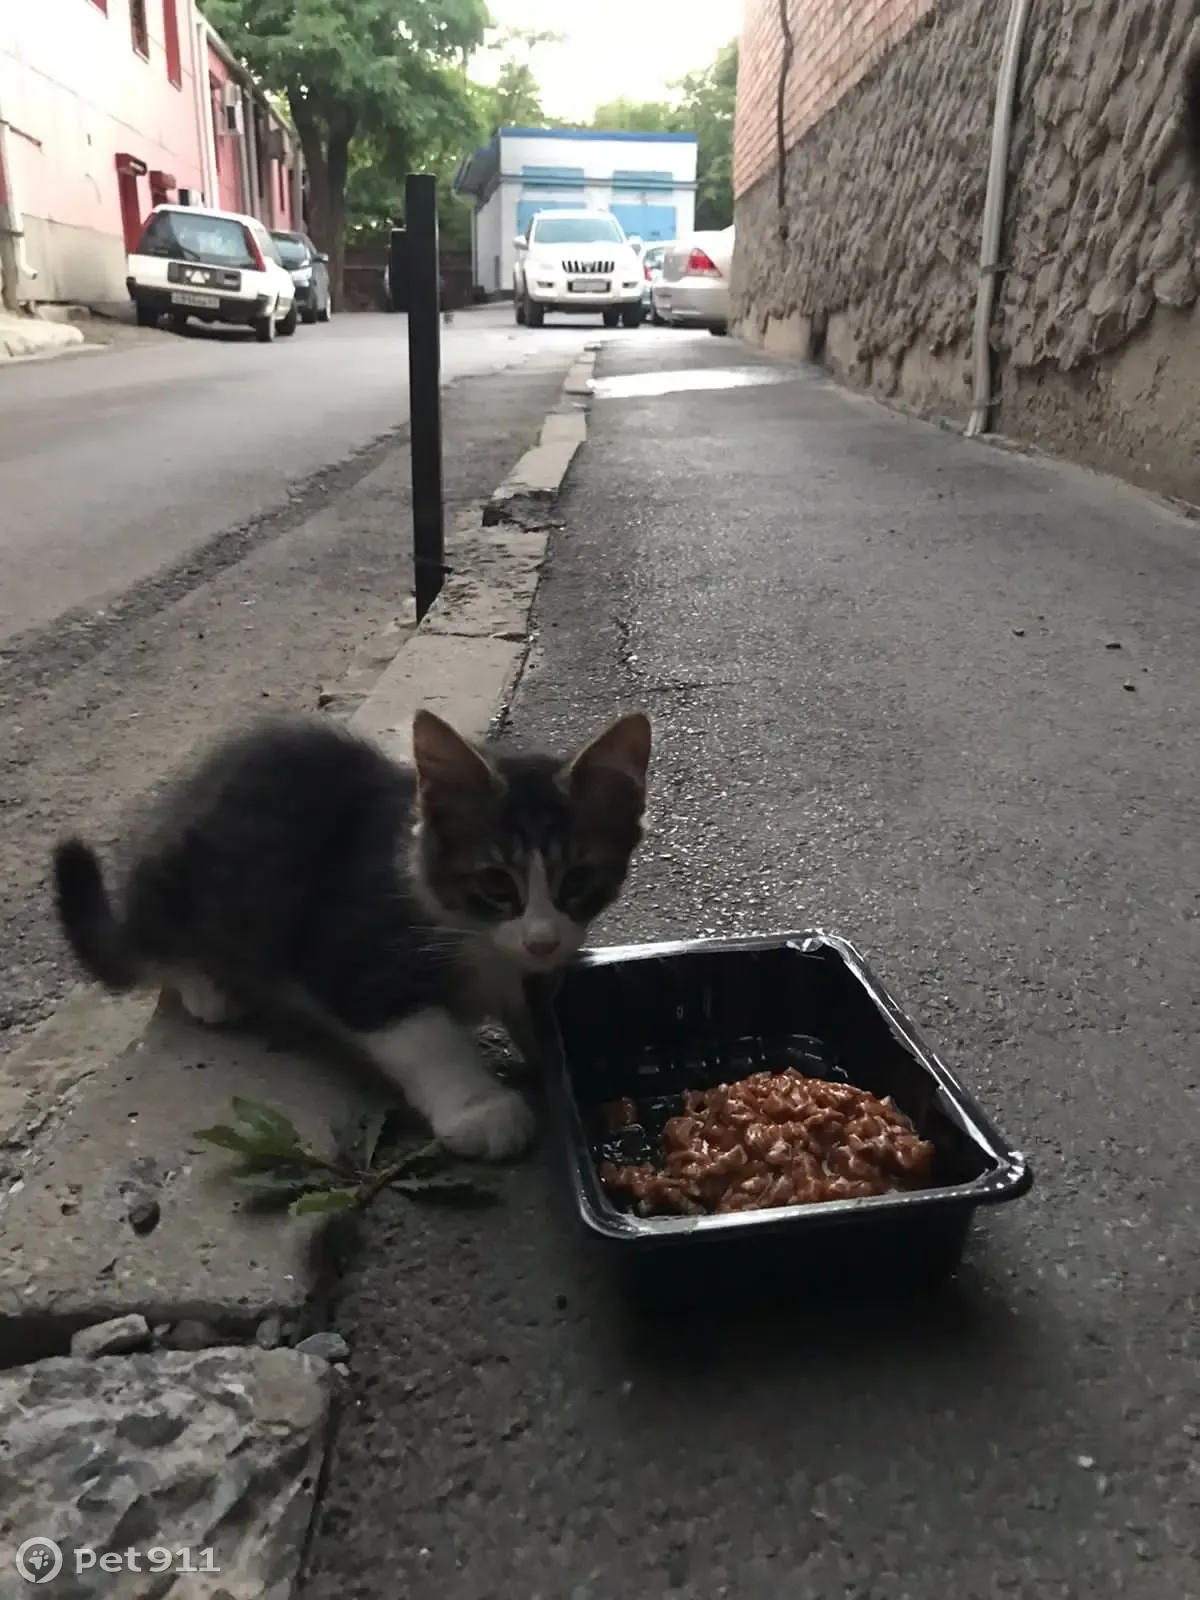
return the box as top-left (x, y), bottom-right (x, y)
top-left (293, 268), bottom-right (313, 285)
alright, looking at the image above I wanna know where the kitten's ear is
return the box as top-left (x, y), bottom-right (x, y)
top-left (411, 710), bottom-right (500, 794)
top-left (564, 712), bottom-right (652, 796)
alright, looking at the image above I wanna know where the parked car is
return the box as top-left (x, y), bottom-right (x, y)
top-left (270, 229), bottom-right (332, 323)
top-left (652, 225), bottom-right (735, 334)
top-left (513, 209), bottom-right (644, 328)
top-left (641, 242), bottom-right (671, 323)
top-left (127, 204), bottom-right (297, 342)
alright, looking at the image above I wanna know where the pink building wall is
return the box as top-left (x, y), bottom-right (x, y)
top-left (204, 46), bottom-right (244, 216)
top-left (0, 0), bottom-right (208, 304)
top-left (203, 40), bottom-right (298, 233)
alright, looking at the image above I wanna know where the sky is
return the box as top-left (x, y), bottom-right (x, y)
top-left (473, 0), bottom-right (744, 121)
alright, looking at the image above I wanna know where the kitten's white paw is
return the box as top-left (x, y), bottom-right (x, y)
top-left (436, 1088), bottom-right (535, 1162)
top-left (172, 972), bottom-right (242, 1027)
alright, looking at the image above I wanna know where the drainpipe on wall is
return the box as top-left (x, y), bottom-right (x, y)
top-left (194, 16), bottom-right (218, 205)
top-left (291, 139), bottom-right (304, 230)
top-left (0, 106), bottom-right (38, 309)
top-left (243, 93), bottom-right (263, 222)
top-left (235, 87), bottom-right (254, 218)
top-left (965, 0), bottom-right (1034, 438)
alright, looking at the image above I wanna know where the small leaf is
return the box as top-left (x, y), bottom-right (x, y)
top-left (384, 1139), bottom-right (448, 1178)
top-left (289, 1188), bottom-right (360, 1217)
top-left (239, 1185), bottom-right (310, 1216)
top-left (195, 1124), bottom-right (262, 1155)
top-left (393, 1173), bottom-right (501, 1207)
top-left (229, 1168), bottom-right (318, 1191)
top-left (358, 1109), bottom-right (388, 1171)
top-left (231, 1097), bottom-right (303, 1148)
top-left (227, 1154), bottom-right (320, 1179)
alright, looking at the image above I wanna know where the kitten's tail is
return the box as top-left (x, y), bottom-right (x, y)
top-left (51, 838), bottom-right (141, 991)
top-left (1184, 52), bottom-right (1200, 176)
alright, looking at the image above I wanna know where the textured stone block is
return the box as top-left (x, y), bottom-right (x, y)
top-left (0, 1348), bottom-right (335, 1598)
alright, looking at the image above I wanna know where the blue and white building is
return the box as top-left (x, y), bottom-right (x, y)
top-left (454, 126), bottom-right (698, 298)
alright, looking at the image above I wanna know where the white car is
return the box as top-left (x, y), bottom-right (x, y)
top-left (652, 225), bottom-right (735, 335)
top-left (127, 204), bottom-right (298, 343)
top-left (513, 209), bottom-right (645, 329)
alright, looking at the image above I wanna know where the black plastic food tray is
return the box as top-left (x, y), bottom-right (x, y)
top-left (534, 930), bottom-right (1032, 1300)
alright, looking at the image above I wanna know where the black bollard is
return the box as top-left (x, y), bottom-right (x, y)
top-left (405, 173), bottom-right (445, 622)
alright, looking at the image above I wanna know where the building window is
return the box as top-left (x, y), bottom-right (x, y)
top-left (130, 0), bottom-right (149, 58)
top-left (162, 0), bottom-right (181, 86)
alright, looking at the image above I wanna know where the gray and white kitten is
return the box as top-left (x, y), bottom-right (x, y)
top-left (51, 708), bottom-right (652, 1161)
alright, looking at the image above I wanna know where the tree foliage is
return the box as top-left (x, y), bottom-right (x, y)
top-left (204, 0), bottom-right (488, 300)
top-left (470, 27), bottom-right (564, 136)
top-left (589, 41), bottom-right (738, 231)
top-left (590, 98), bottom-right (678, 134)
top-left (675, 40), bottom-right (738, 231)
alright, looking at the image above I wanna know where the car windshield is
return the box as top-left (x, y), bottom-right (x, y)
top-left (272, 235), bottom-right (309, 268)
top-left (531, 216), bottom-right (624, 245)
top-left (136, 211), bottom-right (257, 269)
top-left (644, 246), bottom-right (667, 268)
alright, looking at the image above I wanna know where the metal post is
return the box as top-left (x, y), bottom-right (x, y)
top-left (405, 172), bottom-right (445, 622)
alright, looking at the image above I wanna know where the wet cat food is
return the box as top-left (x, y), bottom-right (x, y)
top-left (598, 1067), bottom-right (935, 1217)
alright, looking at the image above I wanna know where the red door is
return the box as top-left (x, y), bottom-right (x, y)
top-left (114, 154), bottom-right (148, 253)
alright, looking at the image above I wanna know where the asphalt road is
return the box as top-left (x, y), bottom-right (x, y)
top-left (306, 337), bottom-right (1200, 1598)
top-left (0, 307), bottom-right (597, 1043)
top-left (0, 306), bottom-right (592, 645)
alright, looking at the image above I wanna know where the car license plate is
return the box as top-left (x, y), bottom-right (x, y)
top-left (171, 291), bottom-right (220, 309)
top-left (569, 277), bottom-right (609, 293)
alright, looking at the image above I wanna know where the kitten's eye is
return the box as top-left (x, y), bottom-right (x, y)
top-left (473, 868), bottom-right (519, 909)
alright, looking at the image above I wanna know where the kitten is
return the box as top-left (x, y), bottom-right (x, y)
top-left (51, 707), bottom-right (652, 1161)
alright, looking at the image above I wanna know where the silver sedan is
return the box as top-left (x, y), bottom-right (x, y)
top-left (651, 225), bottom-right (735, 335)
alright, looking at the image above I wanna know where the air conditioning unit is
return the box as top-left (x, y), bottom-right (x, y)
top-left (267, 128), bottom-right (287, 162)
top-left (221, 82), bottom-right (240, 109)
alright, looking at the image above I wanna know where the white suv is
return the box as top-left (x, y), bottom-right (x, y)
top-left (513, 210), bottom-right (645, 329)
top-left (127, 204), bottom-right (298, 343)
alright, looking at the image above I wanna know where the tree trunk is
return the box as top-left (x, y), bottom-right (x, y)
top-left (289, 98), bottom-right (354, 311)
top-left (325, 131), bottom-right (350, 312)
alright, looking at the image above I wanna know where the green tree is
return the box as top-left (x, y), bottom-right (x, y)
top-left (204, 0), bottom-right (488, 304)
top-left (591, 98), bottom-right (681, 135)
top-left (471, 26), bottom-right (563, 134)
top-left (673, 40), bottom-right (737, 231)
top-left (486, 60), bottom-right (546, 128)
top-left (585, 42), bottom-right (737, 231)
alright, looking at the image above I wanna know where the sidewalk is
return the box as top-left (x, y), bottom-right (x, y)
top-left (0, 343), bottom-right (595, 1595)
top-left (0, 308), bottom-right (86, 362)
top-left (304, 337), bottom-right (1200, 1598)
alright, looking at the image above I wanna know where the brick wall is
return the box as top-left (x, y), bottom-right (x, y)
top-left (734, 0), bottom-right (938, 198)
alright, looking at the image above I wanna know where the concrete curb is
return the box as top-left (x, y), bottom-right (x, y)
top-left (0, 344), bottom-right (596, 1362)
top-left (0, 311), bottom-right (86, 363)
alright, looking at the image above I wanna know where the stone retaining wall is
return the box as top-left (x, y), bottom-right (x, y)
top-left (733, 0), bottom-right (1200, 504)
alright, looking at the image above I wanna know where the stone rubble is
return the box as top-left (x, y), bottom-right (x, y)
top-left (70, 1314), bottom-right (153, 1359)
top-left (0, 1347), bottom-right (335, 1598)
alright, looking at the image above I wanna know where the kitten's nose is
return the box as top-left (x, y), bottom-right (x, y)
top-left (524, 930), bottom-right (562, 959)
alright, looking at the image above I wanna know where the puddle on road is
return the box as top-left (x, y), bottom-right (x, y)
top-left (590, 366), bottom-right (797, 400)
